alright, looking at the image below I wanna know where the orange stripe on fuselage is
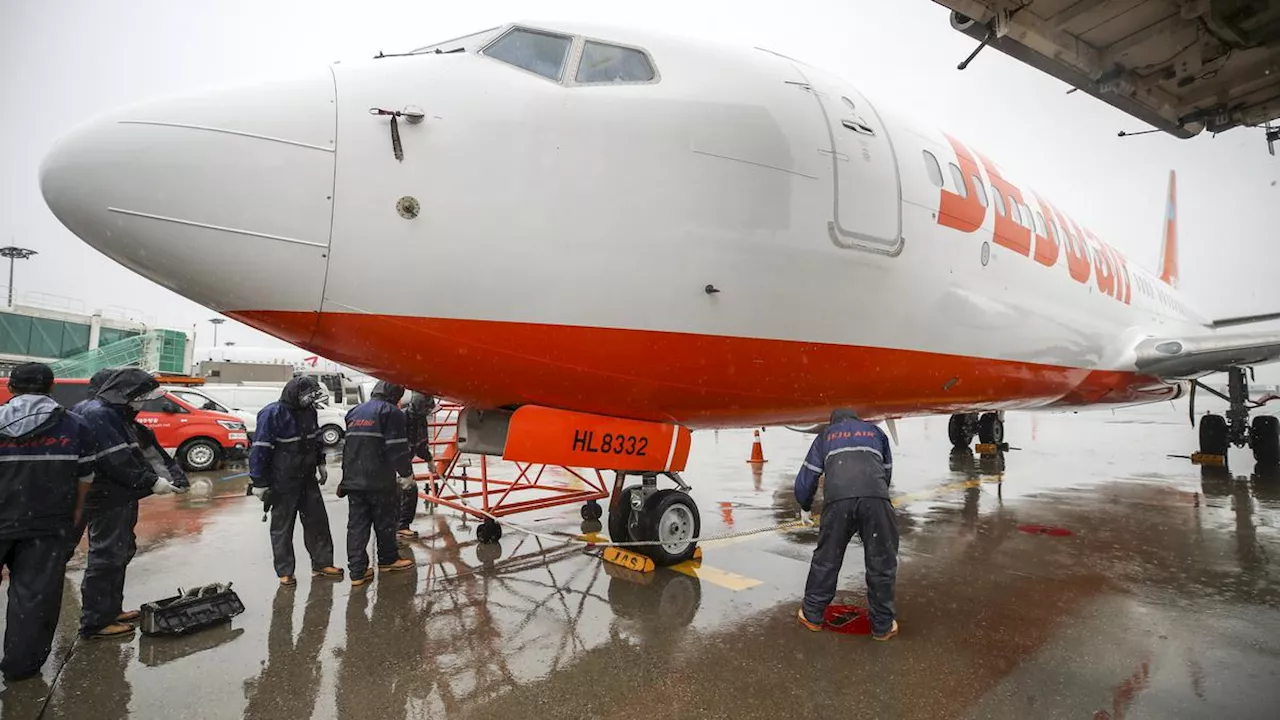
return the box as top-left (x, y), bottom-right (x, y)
top-left (230, 311), bottom-right (1177, 428)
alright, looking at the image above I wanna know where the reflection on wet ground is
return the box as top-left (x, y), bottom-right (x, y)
top-left (3, 400), bottom-right (1280, 718)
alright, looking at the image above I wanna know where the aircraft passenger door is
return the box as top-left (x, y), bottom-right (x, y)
top-left (794, 65), bottom-right (903, 256)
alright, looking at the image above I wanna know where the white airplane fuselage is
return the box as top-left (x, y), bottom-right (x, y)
top-left (40, 22), bottom-right (1209, 429)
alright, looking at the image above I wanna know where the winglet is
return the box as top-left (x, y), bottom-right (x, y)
top-left (1159, 170), bottom-right (1178, 288)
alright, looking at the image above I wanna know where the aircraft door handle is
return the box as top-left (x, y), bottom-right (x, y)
top-left (841, 118), bottom-right (875, 136)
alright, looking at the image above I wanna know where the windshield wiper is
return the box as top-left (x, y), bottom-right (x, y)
top-left (374, 47), bottom-right (465, 60)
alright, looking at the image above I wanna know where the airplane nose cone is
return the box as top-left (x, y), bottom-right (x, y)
top-left (40, 68), bottom-right (337, 322)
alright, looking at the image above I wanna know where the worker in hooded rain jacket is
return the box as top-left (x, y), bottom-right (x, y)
top-left (248, 375), bottom-right (343, 586)
top-left (0, 363), bottom-right (97, 682)
top-left (339, 381), bottom-right (416, 586)
top-left (74, 368), bottom-right (188, 639)
top-left (396, 391), bottom-right (438, 539)
top-left (794, 408), bottom-right (900, 641)
top-left (71, 367), bottom-right (187, 515)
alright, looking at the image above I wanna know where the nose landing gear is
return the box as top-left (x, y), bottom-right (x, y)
top-left (1191, 367), bottom-right (1280, 467)
top-left (606, 471), bottom-right (701, 567)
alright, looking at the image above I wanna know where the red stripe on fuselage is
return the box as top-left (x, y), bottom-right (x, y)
top-left (230, 311), bottom-right (1178, 428)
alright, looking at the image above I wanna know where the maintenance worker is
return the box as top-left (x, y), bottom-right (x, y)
top-left (72, 368), bottom-right (188, 503)
top-left (0, 364), bottom-right (97, 682)
top-left (75, 368), bottom-right (187, 639)
top-left (794, 408), bottom-right (900, 641)
top-left (248, 375), bottom-right (344, 586)
top-left (338, 381), bottom-right (416, 586)
top-left (396, 391), bottom-right (438, 539)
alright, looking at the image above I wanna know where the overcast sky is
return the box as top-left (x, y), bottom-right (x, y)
top-left (2, 0), bottom-right (1277, 354)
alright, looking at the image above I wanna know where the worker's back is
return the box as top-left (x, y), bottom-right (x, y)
top-left (820, 414), bottom-right (892, 502)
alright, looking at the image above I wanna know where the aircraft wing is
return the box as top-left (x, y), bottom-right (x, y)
top-left (1134, 330), bottom-right (1280, 379)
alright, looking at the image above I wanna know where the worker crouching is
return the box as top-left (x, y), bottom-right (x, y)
top-left (339, 381), bottom-right (415, 586)
top-left (249, 376), bottom-right (343, 586)
top-left (795, 409), bottom-right (900, 641)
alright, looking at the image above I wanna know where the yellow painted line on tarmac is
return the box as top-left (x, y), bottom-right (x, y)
top-left (670, 560), bottom-right (763, 591)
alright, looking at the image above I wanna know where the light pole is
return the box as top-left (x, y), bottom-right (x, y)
top-left (1, 246), bottom-right (37, 307)
top-left (208, 318), bottom-right (226, 346)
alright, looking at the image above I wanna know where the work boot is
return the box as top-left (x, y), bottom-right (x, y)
top-left (797, 608), bottom-right (822, 632)
top-left (351, 568), bottom-right (375, 587)
top-left (85, 623), bottom-right (135, 640)
top-left (117, 610), bottom-right (141, 623)
top-left (872, 620), bottom-right (900, 642)
top-left (311, 566), bottom-right (344, 580)
top-left (396, 528), bottom-right (419, 540)
top-left (279, 575), bottom-right (296, 587)
top-left (378, 558), bottom-right (415, 572)
top-left (1, 669), bottom-right (40, 683)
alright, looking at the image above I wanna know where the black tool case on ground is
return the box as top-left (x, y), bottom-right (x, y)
top-left (139, 583), bottom-right (245, 635)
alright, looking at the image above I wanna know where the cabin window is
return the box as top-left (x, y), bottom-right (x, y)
top-left (922, 150), bottom-right (943, 187)
top-left (483, 27), bottom-right (573, 81)
top-left (1009, 197), bottom-right (1022, 225)
top-left (1033, 212), bottom-right (1047, 237)
top-left (972, 176), bottom-right (988, 207)
top-left (992, 187), bottom-right (1007, 217)
top-left (947, 163), bottom-right (967, 198)
top-left (576, 41), bottom-right (656, 83)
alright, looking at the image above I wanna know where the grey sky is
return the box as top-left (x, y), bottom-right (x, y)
top-left (2, 0), bottom-right (1276, 353)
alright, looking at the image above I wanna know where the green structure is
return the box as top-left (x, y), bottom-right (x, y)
top-left (47, 330), bottom-right (188, 378)
top-left (1, 305), bottom-right (190, 378)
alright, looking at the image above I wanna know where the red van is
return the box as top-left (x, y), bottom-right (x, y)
top-left (0, 378), bottom-right (249, 472)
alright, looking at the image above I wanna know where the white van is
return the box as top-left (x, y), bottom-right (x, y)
top-left (182, 385), bottom-right (348, 447)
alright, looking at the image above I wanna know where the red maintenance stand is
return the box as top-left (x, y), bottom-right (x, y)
top-left (412, 403), bottom-right (698, 566)
top-left (416, 403), bottom-right (611, 542)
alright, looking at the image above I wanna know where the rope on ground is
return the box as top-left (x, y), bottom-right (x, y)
top-left (427, 475), bottom-right (817, 550)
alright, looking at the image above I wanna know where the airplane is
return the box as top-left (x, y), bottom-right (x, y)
top-left (37, 20), bottom-right (1280, 567)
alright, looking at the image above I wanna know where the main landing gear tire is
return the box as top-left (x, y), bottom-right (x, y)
top-left (1200, 414), bottom-right (1229, 457)
top-left (978, 413), bottom-right (1004, 445)
top-left (635, 490), bottom-right (701, 566)
top-left (1250, 415), bottom-right (1280, 466)
top-left (609, 485), bottom-right (643, 543)
top-left (476, 518), bottom-right (502, 544)
top-left (948, 414), bottom-right (976, 448)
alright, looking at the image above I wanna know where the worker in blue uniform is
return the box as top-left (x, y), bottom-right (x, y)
top-left (72, 367), bottom-right (188, 518)
top-left (338, 381), bottom-right (416, 586)
top-left (74, 368), bottom-right (188, 639)
top-left (0, 364), bottom-right (97, 682)
top-left (794, 408), bottom-right (900, 641)
top-left (248, 376), bottom-right (343, 586)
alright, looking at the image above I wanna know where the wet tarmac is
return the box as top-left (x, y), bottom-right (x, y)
top-left (3, 399), bottom-right (1280, 719)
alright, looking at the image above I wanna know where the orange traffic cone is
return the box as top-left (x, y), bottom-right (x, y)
top-left (747, 430), bottom-right (767, 464)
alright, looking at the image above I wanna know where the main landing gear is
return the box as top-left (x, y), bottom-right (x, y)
top-left (607, 471), bottom-right (701, 567)
top-left (948, 412), bottom-right (1005, 449)
top-left (1192, 367), bottom-right (1280, 466)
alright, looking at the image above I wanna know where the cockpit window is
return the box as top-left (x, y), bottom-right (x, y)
top-left (482, 27), bottom-right (573, 81)
top-left (576, 41), bottom-right (656, 83)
